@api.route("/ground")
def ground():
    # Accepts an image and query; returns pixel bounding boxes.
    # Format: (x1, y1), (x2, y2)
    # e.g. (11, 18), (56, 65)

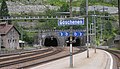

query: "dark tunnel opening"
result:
(66, 37), (81, 46)
(44, 36), (58, 47)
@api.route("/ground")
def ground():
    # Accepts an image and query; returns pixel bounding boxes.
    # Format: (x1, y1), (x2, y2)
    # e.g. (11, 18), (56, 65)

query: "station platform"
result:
(30, 49), (113, 69)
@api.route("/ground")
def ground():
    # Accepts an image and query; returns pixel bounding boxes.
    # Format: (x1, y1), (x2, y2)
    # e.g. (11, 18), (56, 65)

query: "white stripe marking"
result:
(104, 51), (113, 69)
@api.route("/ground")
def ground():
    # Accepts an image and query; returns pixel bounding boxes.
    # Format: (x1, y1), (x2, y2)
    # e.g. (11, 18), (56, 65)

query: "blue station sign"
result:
(58, 18), (84, 26)
(59, 32), (70, 36)
(73, 32), (83, 37)
(59, 32), (84, 37)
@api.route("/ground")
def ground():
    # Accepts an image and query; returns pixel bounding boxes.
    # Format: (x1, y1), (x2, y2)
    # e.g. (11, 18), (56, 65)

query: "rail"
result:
(101, 49), (120, 69)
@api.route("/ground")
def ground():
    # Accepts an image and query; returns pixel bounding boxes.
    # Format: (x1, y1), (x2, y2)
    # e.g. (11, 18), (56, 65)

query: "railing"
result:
(0, 15), (112, 20)
(0, 16), (68, 20)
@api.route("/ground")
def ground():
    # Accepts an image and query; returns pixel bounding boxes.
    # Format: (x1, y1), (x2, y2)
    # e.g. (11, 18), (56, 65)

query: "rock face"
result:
(88, 5), (118, 14)
(6, 1), (59, 14)
(5, 1), (118, 14)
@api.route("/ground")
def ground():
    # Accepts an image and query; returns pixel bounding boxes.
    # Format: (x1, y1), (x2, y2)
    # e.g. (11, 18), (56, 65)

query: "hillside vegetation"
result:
(0, 0), (119, 45)
(0, 0), (118, 7)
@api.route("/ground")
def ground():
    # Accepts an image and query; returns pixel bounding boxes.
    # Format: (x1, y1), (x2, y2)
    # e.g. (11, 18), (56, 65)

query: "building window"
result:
(1, 39), (5, 48)
(8, 39), (11, 43)
(8, 39), (9, 43)
(13, 39), (14, 43)
(1, 39), (3, 46)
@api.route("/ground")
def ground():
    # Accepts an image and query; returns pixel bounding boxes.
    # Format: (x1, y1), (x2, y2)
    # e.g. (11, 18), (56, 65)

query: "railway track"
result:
(104, 49), (120, 69)
(0, 47), (86, 69)
(0, 47), (53, 57)
(0, 48), (53, 62)
(0, 47), (63, 69)
(19, 47), (86, 69)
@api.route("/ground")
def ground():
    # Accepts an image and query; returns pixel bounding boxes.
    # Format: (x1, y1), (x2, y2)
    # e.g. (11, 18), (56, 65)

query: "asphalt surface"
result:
(30, 49), (113, 69)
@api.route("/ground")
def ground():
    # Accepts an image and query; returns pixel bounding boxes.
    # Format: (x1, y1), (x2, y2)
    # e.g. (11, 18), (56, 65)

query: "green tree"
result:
(0, 0), (11, 24)
(58, 3), (69, 12)
(22, 30), (34, 45)
(80, 0), (86, 15)
(45, 9), (57, 16)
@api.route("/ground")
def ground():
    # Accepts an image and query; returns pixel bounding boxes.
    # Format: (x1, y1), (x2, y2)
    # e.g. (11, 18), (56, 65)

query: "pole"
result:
(93, 6), (96, 53)
(70, 0), (72, 17)
(118, 0), (120, 28)
(90, 23), (93, 46)
(69, 0), (73, 68)
(91, 23), (94, 46)
(90, 23), (91, 46)
(100, 17), (103, 45)
(86, 0), (89, 58)
(21, 28), (24, 49)
(118, 0), (120, 32)
(40, 30), (42, 48)
(0, 34), (1, 51)
(70, 27), (73, 68)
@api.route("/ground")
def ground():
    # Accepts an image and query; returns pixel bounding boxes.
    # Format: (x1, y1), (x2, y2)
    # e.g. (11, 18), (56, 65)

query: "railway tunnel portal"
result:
(38, 30), (86, 47)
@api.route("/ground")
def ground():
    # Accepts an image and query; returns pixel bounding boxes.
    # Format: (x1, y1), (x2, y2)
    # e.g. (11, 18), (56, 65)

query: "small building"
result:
(114, 35), (120, 49)
(19, 40), (25, 49)
(0, 22), (21, 50)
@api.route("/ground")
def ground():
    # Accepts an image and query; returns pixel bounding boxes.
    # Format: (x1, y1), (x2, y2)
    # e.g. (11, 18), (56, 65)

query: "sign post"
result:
(58, 18), (84, 68)
(69, 0), (73, 67)
(70, 26), (73, 68)
(86, 0), (89, 58)
(58, 1), (84, 68)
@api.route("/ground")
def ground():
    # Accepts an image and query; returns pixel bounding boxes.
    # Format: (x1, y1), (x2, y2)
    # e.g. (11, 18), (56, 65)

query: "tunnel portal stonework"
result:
(38, 30), (86, 47)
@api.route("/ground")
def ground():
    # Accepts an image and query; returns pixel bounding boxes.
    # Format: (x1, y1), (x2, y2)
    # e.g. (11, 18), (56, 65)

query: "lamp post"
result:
(86, 0), (89, 58)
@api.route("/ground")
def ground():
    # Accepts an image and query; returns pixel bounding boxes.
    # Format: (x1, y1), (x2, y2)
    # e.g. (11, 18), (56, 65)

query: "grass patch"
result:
(110, 47), (120, 50)
(26, 31), (37, 37)
(110, 48), (120, 50)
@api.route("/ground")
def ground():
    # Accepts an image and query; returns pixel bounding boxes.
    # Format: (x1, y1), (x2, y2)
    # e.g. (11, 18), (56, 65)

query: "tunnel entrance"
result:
(66, 37), (81, 46)
(44, 36), (58, 47)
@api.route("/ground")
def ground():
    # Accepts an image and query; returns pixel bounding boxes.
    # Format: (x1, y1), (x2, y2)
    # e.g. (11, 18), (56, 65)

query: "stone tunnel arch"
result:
(44, 36), (59, 47)
(66, 36), (81, 46)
